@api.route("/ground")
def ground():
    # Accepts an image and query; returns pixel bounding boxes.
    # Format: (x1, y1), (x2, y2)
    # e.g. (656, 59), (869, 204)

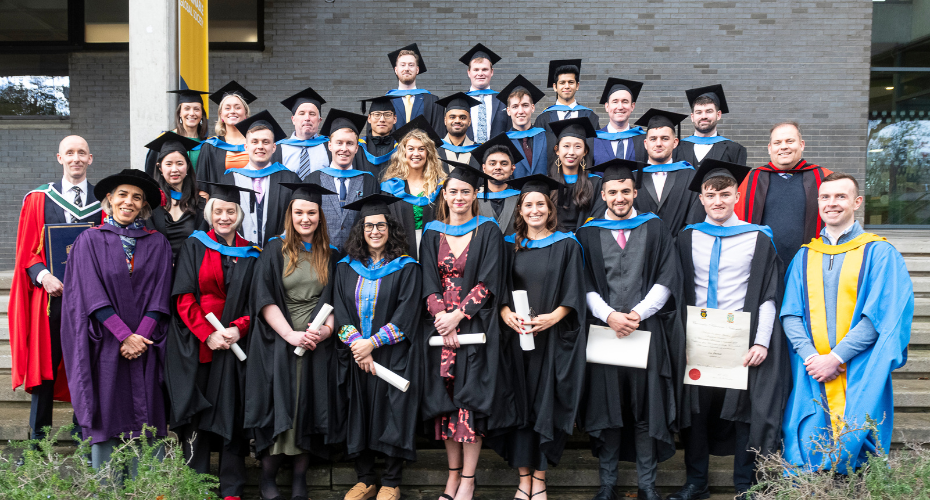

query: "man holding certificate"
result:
(671, 160), (790, 500)
(575, 159), (686, 500)
(781, 173), (913, 473)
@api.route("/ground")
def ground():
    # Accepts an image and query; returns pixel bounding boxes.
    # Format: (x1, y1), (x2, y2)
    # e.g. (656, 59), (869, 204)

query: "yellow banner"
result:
(178, 0), (209, 116)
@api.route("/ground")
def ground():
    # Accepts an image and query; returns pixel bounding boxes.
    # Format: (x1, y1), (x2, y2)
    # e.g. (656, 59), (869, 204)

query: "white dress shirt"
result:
(607, 123), (630, 158)
(557, 100), (580, 120)
(691, 213), (776, 347)
(692, 131), (717, 162)
(469, 88), (494, 142)
(233, 166), (270, 244)
(585, 208), (673, 323)
(281, 132), (329, 177)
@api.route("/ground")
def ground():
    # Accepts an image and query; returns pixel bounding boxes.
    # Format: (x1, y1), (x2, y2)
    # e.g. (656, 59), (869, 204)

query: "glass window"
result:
(210, 0), (260, 44)
(0, 0), (69, 42)
(84, 0), (128, 43)
(867, 0), (930, 225)
(0, 54), (70, 118)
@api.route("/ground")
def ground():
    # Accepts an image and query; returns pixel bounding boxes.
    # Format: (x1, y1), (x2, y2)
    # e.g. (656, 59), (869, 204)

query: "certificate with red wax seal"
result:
(683, 305), (750, 390)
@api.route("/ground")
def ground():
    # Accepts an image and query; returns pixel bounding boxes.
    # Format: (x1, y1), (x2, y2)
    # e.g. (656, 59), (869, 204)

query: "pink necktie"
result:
(252, 177), (264, 204)
(616, 229), (627, 249)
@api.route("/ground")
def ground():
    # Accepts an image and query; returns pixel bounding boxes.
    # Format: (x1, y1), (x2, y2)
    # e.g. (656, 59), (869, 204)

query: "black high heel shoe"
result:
(459, 473), (477, 500)
(439, 467), (463, 500)
(514, 472), (532, 500)
(531, 474), (547, 498)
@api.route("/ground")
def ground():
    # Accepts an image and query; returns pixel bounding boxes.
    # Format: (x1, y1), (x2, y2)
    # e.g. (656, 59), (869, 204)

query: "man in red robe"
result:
(735, 121), (832, 264)
(9, 135), (102, 440)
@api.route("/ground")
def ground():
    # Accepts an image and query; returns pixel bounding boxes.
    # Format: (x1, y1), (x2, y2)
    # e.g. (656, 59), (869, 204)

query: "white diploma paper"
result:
(585, 325), (651, 369)
(512, 290), (535, 351)
(372, 362), (410, 392)
(205, 312), (247, 361)
(428, 333), (487, 346)
(295, 303), (334, 356)
(683, 306), (750, 390)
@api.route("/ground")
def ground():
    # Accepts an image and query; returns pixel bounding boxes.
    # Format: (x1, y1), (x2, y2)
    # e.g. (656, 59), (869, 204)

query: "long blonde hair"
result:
(380, 129), (446, 195)
(282, 200), (331, 285)
(214, 94), (251, 137)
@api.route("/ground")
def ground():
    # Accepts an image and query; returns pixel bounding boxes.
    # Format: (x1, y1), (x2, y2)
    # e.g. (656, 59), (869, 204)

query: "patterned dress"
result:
(426, 235), (490, 443)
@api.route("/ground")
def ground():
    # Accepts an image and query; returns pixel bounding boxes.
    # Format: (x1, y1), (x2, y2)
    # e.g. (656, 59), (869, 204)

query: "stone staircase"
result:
(0, 228), (927, 498)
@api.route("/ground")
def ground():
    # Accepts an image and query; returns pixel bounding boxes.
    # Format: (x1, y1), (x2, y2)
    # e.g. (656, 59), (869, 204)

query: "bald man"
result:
(9, 135), (103, 444)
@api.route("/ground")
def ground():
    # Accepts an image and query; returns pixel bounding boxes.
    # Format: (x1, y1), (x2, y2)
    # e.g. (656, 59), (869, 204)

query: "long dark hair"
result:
(156, 149), (198, 214)
(511, 192), (559, 252)
(549, 139), (593, 212)
(345, 213), (409, 263)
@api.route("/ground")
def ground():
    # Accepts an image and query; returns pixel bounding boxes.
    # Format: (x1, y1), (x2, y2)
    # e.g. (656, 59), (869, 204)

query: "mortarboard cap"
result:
(588, 158), (643, 188)
(388, 43), (426, 73)
(281, 87), (326, 116)
(635, 108), (688, 137)
(440, 158), (496, 194)
(470, 132), (524, 165)
(210, 80), (257, 105)
(436, 92), (481, 113)
(547, 59), (582, 87)
(549, 117), (597, 141)
(168, 88), (209, 105)
(342, 193), (402, 219)
(319, 108), (368, 137)
(234, 110), (288, 142)
(391, 115), (443, 146)
(144, 131), (201, 156)
(686, 84), (729, 114)
(600, 78), (644, 104)
(360, 95), (396, 114)
(459, 43), (501, 66)
(507, 174), (565, 195)
(198, 180), (259, 210)
(496, 74), (546, 105)
(279, 182), (337, 206)
(687, 159), (750, 193)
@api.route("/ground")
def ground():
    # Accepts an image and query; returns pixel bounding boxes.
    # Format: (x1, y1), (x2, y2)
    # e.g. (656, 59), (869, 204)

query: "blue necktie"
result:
(477, 97), (488, 142)
(625, 138), (635, 161)
(614, 139), (624, 159)
(707, 236), (722, 309)
(339, 178), (347, 205)
(298, 147), (311, 179)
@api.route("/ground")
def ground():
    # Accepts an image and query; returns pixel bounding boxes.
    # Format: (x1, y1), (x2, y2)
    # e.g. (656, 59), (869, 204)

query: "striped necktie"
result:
(297, 147), (312, 179)
(71, 186), (83, 223)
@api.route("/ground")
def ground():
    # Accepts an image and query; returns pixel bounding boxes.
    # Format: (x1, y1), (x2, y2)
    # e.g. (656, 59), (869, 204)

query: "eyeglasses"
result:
(369, 112), (395, 120)
(364, 222), (388, 233)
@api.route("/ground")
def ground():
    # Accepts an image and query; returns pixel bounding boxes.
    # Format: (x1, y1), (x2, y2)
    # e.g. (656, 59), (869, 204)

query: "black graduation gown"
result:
(674, 138), (748, 167)
(676, 228), (791, 456)
(535, 107), (600, 174)
(243, 238), (342, 456)
(384, 182), (438, 261)
(487, 236), (587, 467)
(419, 220), (518, 431)
(331, 258), (423, 461)
(214, 167), (301, 248)
(575, 217), (687, 464)
(146, 200), (207, 264)
(634, 169), (704, 235)
(555, 175), (603, 232)
(164, 234), (258, 446)
(196, 135), (284, 188)
(353, 135), (396, 178)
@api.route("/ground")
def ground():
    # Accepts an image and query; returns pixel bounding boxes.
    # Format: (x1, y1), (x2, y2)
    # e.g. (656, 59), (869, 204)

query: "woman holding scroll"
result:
(420, 162), (515, 500)
(243, 183), (340, 500)
(489, 175), (587, 500)
(164, 181), (260, 499)
(331, 193), (422, 500)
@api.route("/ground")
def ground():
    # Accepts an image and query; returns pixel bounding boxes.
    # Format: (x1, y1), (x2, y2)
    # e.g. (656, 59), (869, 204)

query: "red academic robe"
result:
(735, 160), (832, 241)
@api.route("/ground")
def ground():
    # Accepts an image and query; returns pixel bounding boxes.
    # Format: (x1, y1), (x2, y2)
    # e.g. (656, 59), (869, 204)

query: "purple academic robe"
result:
(60, 222), (173, 444)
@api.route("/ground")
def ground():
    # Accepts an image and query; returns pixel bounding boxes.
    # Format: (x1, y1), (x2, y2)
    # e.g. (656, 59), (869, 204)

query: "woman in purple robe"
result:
(61, 169), (173, 469)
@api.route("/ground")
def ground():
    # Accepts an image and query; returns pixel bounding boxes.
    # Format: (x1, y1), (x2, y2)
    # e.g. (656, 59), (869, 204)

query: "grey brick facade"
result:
(0, 0), (872, 268)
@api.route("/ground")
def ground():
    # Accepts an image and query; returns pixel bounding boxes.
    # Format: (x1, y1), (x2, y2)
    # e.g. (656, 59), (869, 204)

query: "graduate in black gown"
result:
(243, 183), (340, 500)
(164, 182), (260, 499)
(547, 118), (604, 231)
(331, 194), (423, 500)
(144, 88), (209, 178)
(420, 165), (515, 500)
(669, 160), (790, 500)
(574, 160), (686, 500)
(144, 131), (206, 264)
(471, 134), (525, 236)
(489, 175), (587, 500)
(355, 96), (400, 177)
(674, 85), (748, 168)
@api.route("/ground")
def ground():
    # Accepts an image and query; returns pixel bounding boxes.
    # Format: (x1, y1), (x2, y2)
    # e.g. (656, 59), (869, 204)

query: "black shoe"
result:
(591, 485), (618, 500)
(638, 487), (663, 500)
(667, 483), (710, 500)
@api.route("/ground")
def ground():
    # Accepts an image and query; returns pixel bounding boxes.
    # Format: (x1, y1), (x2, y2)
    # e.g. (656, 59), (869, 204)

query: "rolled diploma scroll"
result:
(372, 362), (410, 392)
(295, 303), (334, 356)
(512, 290), (535, 351)
(428, 333), (487, 346)
(205, 312), (247, 362)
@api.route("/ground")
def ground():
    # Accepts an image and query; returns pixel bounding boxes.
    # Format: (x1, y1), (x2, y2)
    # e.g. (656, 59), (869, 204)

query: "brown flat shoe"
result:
(377, 486), (401, 500)
(345, 482), (376, 500)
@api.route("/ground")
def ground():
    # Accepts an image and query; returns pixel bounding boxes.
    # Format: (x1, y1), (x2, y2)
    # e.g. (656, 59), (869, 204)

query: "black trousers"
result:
(681, 387), (755, 492)
(355, 449), (404, 488)
(29, 297), (81, 440)
(181, 425), (248, 497)
(596, 421), (657, 491)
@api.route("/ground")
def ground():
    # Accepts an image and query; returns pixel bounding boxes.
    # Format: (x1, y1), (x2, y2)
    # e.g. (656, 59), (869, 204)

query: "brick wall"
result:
(0, 0), (873, 268)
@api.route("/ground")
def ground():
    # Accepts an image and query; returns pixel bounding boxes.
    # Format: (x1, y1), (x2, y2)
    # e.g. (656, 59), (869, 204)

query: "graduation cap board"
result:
(549, 117), (597, 141)
(391, 115), (444, 146)
(144, 131), (201, 156)
(686, 84), (729, 114)
(470, 132), (525, 165)
(439, 158), (496, 193)
(600, 78), (644, 104)
(168, 88), (210, 105)
(435, 92), (481, 113)
(319, 109), (368, 137)
(234, 110), (288, 142)
(634, 108), (688, 138)
(281, 87), (326, 115)
(547, 59), (582, 87)
(496, 75), (546, 105)
(687, 158), (750, 193)
(459, 43), (501, 66)
(588, 158), (644, 188)
(360, 95), (396, 114)
(199, 181), (259, 210)
(388, 43), (426, 72)
(507, 174), (566, 195)
(279, 182), (337, 206)
(342, 193), (401, 218)
(210, 80), (257, 105)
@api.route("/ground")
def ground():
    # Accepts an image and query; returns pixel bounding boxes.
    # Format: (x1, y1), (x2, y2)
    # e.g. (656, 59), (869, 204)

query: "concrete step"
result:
(915, 298), (930, 319)
(912, 322), (930, 346)
(914, 276), (930, 295)
(879, 231), (930, 255)
(895, 350), (930, 375)
(907, 256), (930, 273)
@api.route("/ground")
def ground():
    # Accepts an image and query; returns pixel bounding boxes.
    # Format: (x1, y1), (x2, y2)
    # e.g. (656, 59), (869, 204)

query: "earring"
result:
(580, 157), (586, 170)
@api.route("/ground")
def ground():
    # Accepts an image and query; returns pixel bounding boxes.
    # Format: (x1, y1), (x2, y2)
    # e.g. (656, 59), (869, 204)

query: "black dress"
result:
(146, 201), (206, 264)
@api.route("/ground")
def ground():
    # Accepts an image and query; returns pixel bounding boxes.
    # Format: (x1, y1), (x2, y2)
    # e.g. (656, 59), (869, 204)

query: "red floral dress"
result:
(426, 235), (490, 443)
